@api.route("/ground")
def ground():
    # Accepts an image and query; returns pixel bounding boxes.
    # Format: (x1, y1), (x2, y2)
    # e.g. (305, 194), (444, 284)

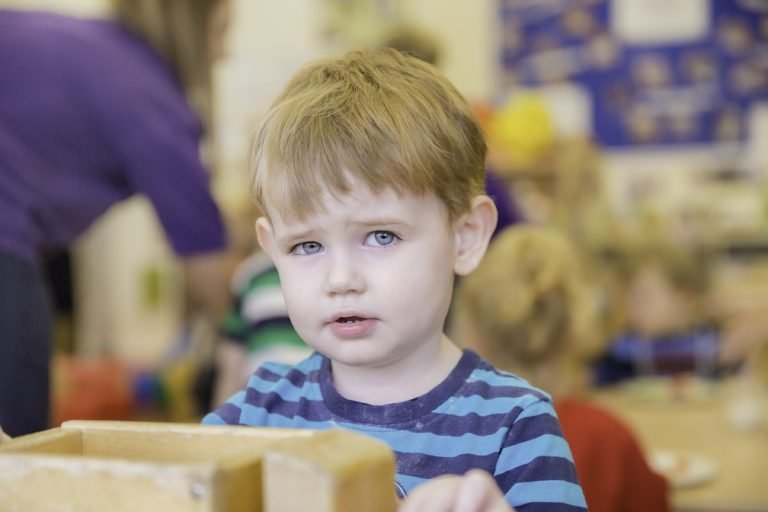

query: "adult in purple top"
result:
(0, 0), (234, 436)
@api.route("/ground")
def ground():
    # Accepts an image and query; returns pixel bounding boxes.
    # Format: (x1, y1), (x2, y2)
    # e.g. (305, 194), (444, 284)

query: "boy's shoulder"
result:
(250, 352), (324, 387)
(465, 353), (552, 401)
(442, 351), (555, 423)
(202, 353), (324, 426)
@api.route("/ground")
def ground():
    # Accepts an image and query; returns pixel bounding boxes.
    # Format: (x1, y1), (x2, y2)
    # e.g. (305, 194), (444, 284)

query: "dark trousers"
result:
(0, 250), (52, 436)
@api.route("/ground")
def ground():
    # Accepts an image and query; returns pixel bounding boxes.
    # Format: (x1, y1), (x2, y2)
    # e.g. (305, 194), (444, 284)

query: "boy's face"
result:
(256, 180), (460, 370)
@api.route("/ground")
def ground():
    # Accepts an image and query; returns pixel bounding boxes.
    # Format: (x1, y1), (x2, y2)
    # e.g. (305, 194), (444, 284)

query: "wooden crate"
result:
(0, 420), (396, 512)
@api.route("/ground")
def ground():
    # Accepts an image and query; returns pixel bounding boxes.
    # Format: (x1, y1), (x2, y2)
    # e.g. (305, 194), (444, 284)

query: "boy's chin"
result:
(324, 345), (400, 368)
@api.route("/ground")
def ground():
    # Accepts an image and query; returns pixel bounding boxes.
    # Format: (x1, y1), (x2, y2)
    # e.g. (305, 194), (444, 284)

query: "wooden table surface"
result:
(592, 377), (768, 512)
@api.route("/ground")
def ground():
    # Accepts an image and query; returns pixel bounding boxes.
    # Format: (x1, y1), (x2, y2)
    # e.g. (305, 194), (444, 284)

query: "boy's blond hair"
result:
(250, 48), (487, 222)
(458, 226), (599, 369)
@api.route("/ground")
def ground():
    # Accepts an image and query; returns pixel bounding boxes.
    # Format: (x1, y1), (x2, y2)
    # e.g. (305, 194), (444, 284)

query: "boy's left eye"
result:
(366, 230), (397, 247)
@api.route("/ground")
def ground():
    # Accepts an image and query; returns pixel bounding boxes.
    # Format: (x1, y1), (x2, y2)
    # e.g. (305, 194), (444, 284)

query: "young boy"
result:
(204, 48), (586, 511)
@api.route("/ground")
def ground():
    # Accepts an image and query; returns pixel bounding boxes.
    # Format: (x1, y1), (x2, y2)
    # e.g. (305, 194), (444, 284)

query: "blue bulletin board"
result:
(498, 0), (768, 147)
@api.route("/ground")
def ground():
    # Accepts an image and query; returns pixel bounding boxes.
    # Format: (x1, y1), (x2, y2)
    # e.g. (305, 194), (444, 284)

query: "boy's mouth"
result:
(330, 313), (372, 324)
(328, 313), (378, 338)
(335, 316), (366, 324)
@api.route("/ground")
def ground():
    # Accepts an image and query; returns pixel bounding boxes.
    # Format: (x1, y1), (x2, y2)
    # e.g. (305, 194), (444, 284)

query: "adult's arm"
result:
(183, 250), (238, 324)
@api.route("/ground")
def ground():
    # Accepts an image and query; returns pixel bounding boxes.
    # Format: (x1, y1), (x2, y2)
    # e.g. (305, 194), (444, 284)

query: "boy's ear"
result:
(453, 195), (498, 276)
(255, 217), (276, 260)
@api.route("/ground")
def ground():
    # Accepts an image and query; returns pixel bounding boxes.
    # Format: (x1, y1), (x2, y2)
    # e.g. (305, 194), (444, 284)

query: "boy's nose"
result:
(324, 253), (365, 295)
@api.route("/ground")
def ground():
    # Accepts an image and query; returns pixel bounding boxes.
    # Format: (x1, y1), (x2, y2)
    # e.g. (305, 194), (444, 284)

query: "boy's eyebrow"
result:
(349, 217), (408, 228)
(275, 217), (409, 242)
(274, 226), (317, 244)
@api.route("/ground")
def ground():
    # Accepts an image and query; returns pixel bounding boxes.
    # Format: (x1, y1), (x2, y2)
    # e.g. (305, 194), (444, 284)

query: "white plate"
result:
(649, 450), (718, 488)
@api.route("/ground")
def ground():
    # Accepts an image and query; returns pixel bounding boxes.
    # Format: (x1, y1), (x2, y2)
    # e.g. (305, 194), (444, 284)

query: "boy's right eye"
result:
(291, 241), (323, 255)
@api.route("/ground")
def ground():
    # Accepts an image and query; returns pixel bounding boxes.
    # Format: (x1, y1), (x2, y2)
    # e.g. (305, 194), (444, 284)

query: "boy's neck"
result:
(329, 335), (463, 405)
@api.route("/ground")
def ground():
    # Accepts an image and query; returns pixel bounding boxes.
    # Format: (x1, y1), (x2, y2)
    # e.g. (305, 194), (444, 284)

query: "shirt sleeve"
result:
(494, 398), (588, 512)
(202, 384), (246, 425)
(202, 358), (287, 426)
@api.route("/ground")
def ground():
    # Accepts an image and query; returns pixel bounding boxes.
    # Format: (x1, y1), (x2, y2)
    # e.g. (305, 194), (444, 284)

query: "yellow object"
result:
(488, 94), (555, 168)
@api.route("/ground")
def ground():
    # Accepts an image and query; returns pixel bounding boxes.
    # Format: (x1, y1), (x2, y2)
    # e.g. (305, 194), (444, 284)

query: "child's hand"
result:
(0, 426), (10, 443)
(398, 469), (515, 512)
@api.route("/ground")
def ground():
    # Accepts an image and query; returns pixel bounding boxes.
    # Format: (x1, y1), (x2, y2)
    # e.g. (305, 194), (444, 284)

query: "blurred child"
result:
(456, 226), (669, 512)
(210, 250), (311, 407)
(592, 239), (734, 386)
(204, 48), (586, 511)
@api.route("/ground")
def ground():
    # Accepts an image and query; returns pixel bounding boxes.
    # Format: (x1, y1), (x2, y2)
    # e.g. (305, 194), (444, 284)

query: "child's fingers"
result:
(0, 426), (11, 443)
(398, 471), (515, 512)
(454, 470), (514, 512)
(398, 475), (459, 512)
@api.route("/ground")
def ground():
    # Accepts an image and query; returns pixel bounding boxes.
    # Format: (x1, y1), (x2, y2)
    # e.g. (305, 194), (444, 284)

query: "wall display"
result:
(499, 0), (768, 147)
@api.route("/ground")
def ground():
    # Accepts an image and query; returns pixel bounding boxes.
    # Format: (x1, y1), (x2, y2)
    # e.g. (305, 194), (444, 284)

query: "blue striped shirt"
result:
(203, 350), (587, 511)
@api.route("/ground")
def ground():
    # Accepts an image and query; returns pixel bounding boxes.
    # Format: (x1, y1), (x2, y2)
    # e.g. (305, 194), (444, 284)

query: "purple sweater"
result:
(0, 10), (227, 262)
